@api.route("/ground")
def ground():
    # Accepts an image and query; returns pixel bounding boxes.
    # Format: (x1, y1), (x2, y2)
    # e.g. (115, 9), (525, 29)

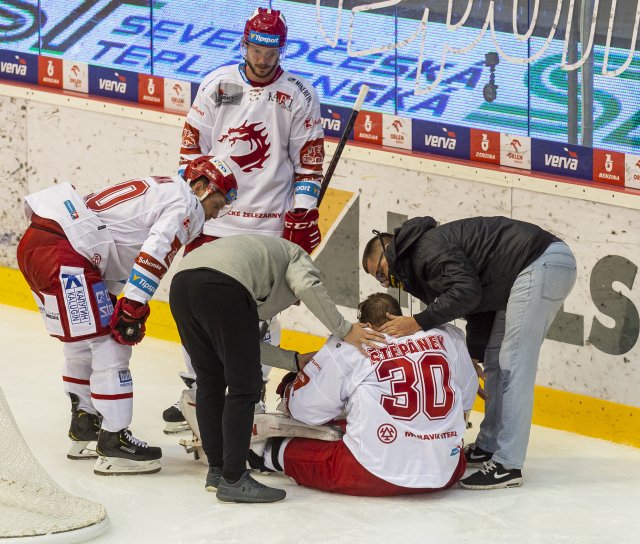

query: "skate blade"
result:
(93, 456), (161, 476)
(67, 440), (98, 460)
(163, 420), (191, 434)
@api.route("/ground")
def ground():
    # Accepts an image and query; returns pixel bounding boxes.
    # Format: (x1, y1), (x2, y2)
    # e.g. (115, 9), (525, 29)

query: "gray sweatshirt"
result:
(176, 234), (352, 371)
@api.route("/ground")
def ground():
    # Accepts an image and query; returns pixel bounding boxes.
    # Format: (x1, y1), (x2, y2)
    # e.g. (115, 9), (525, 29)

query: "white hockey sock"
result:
(263, 437), (292, 472)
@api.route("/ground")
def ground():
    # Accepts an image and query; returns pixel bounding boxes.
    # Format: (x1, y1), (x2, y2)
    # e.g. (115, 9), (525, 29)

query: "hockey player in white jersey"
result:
(16, 157), (237, 475)
(165, 6), (325, 431)
(255, 293), (478, 496)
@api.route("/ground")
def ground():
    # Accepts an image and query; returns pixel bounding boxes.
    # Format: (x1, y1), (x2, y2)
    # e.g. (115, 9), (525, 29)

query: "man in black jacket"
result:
(361, 216), (577, 489)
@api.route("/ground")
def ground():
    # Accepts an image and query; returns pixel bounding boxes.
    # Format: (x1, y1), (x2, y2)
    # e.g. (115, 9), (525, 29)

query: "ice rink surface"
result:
(1, 304), (639, 544)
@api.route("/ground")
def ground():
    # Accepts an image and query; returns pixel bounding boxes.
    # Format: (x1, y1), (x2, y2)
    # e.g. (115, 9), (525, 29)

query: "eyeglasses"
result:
(372, 229), (389, 285)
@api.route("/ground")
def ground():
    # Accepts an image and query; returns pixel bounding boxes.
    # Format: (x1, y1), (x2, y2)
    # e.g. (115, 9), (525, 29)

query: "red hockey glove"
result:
(109, 298), (150, 346)
(283, 208), (321, 254)
(276, 372), (298, 398)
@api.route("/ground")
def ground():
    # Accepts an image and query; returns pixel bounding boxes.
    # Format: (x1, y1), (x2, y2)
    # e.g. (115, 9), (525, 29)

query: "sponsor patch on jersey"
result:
(268, 90), (293, 111)
(59, 266), (97, 337)
(31, 291), (64, 337)
(118, 369), (132, 387)
(91, 282), (114, 327)
(377, 423), (397, 444)
(135, 252), (167, 277)
(450, 446), (461, 456)
(128, 269), (158, 297)
(63, 200), (79, 220)
(213, 82), (243, 107)
(181, 123), (200, 151)
(300, 138), (324, 171)
(294, 181), (320, 198)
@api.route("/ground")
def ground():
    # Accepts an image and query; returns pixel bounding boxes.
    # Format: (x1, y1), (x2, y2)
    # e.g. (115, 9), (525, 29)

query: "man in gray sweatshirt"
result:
(169, 234), (383, 503)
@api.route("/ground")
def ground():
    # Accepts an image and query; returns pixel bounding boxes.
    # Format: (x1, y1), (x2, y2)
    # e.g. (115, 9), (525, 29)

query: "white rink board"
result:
(0, 88), (639, 409)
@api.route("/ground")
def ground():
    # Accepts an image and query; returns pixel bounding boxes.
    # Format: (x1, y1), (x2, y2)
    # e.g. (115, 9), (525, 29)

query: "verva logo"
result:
(545, 148), (579, 170)
(425, 128), (457, 150)
(99, 72), (127, 93)
(322, 110), (342, 131)
(1, 55), (27, 76)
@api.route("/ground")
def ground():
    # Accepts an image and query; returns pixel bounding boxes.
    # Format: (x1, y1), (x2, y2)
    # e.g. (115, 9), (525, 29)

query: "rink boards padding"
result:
(0, 86), (639, 449)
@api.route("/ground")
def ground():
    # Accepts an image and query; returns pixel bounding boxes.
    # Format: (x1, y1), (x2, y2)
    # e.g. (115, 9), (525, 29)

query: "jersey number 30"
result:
(375, 354), (455, 421)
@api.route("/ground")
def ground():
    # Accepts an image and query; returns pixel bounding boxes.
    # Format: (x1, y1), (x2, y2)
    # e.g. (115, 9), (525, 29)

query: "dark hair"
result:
(361, 230), (392, 272)
(358, 293), (402, 327)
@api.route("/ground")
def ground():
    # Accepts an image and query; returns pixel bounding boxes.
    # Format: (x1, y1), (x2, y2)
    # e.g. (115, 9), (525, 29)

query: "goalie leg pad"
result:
(251, 413), (343, 443)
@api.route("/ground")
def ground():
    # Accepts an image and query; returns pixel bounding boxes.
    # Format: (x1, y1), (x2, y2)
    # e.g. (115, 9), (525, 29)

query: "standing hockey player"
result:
(255, 293), (478, 496)
(16, 158), (237, 475)
(165, 6), (325, 430)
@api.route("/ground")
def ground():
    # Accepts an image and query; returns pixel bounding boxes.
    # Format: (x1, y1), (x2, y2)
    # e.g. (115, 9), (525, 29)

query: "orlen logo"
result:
(171, 83), (185, 106)
(425, 127), (456, 150)
(99, 72), (127, 93)
(322, 110), (341, 131)
(1, 55), (27, 76)
(545, 147), (578, 171)
(634, 159), (640, 181)
(507, 138), (523, 160)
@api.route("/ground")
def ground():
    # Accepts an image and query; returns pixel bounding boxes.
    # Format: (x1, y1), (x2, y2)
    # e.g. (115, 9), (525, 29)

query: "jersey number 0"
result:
(375, 354), (455, 421)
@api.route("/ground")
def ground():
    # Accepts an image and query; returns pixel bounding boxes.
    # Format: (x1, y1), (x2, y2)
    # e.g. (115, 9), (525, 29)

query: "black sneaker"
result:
(67, 393), (101, 460)
(464, 442), (493, 468)
(163, 402), (190, 434)
(94, 429), (162, 475)
(216, 471), (286, 503)
(459, 460), (523, 489)
(205, 466), (223, 491)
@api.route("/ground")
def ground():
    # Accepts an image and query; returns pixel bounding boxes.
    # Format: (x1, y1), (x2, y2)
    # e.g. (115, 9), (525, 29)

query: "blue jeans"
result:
(475, 242), (577, 469)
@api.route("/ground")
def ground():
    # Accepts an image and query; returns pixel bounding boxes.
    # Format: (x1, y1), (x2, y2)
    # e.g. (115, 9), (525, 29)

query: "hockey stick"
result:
(317, 84), (370, 206)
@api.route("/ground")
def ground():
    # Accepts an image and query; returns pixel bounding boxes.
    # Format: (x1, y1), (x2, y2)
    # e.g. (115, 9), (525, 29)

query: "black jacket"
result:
(386, 216), (556, 359)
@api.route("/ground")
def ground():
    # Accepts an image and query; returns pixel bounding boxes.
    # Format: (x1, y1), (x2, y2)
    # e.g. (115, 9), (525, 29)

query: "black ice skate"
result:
(94, 428), (162, 475)
(162, 402), (190, 434)
(67, 393), (101, 460)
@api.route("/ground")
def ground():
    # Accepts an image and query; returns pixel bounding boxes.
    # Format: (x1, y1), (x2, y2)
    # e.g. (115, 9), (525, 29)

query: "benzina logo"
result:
(0, 55), (27, 76)
(544, 147), (578, 170)
(99, 72), (127, 93)
(424, 127), (456, 150)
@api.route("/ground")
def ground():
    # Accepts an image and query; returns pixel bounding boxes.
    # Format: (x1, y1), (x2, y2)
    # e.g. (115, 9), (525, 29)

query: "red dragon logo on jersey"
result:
(218, 121), (270, 172)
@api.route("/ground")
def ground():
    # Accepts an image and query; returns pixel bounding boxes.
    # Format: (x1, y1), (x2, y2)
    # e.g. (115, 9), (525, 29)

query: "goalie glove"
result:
(283, 208), (320, 254)
(109, 298), (150, 346)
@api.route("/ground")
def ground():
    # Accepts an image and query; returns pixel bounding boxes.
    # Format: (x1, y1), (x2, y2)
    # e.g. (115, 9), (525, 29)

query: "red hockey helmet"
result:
(243, 8), (287, 48)
(183, 156), (238, 204)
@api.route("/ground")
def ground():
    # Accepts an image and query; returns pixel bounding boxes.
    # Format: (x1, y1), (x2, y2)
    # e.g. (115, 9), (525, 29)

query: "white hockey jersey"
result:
(24, 177), (204, 303)
(285, 324), (478, 488)
(180, 63), (324, 238)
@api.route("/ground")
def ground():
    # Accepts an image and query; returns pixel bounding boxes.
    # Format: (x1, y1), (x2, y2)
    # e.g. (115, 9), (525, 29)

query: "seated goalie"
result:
(250, 293), (479, 496)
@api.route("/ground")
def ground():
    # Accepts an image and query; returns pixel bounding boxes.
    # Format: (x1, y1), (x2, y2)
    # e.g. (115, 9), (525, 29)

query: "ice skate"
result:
(163, 373), (195, 434)
(162, 401), (190, 434)
(67, 393), (101, 460)
(94, 428), (162, 475)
